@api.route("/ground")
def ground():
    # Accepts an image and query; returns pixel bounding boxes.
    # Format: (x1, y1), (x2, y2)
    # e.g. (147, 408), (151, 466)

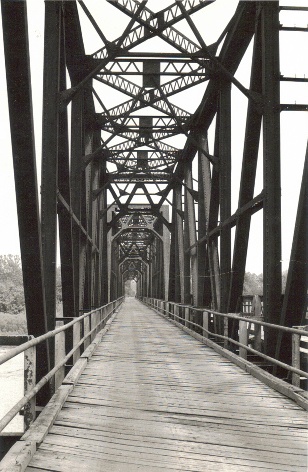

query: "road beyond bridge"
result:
(1, 299), (306, 471)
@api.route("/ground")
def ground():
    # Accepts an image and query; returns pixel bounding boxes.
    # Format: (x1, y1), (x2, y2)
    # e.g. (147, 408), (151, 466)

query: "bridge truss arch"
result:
(1, 0), (307, 392)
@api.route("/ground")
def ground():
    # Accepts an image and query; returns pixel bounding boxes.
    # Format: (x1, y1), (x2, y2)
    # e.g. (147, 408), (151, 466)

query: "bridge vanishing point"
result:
(0, 1), (307, 471)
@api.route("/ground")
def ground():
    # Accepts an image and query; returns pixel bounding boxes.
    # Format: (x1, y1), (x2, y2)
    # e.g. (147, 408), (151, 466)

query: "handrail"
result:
(164, 302), (308, 336)
(0, 297), (123, 367)
(173, 314), (307, 378)
(141, 297), (308, 383)
(0, 297), (124, 433)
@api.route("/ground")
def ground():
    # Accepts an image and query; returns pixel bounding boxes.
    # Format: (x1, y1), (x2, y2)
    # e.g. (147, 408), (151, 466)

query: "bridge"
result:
(0, 0), (307, 470)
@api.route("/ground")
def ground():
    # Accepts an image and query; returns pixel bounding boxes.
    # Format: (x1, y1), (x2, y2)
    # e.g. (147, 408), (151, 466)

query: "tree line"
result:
(0, 255), (62, 314)
(0, 255), (287, 315)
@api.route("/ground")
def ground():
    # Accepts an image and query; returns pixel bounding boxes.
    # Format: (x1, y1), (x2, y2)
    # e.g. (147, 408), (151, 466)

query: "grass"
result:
(0, 303), (63, 336)
(0, 311), (28, 335)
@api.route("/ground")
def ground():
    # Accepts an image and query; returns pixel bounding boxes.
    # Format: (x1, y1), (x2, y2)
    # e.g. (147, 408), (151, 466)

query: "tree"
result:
(0, 255), (25, 313)
(243, 272), (263, 296)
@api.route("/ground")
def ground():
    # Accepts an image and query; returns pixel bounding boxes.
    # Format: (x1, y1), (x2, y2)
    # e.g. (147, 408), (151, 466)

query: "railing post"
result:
(24, 344), (36, 430)
(84, 314), (91, 348)
(239, 320), (248, 359)
(55, 322), (65, 390)
(213, 313), (219, 338)
(95, 310), (99, 335)
(184, 307), (189, 328)
(292, 333), (301, 387)
(203, 311), (209, 339)
(223, 316), (229, 349)
(73, 319), (81, 364)
(254, 323), (262, 352)
(174, 304), (178, 322)
(92, 311), (97, 339)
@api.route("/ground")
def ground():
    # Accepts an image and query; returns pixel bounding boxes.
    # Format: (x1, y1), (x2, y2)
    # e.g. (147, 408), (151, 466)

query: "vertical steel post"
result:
(261, 1), (282, 356)
(228, 20), (262, 313)
(219, 81), (232, 315)
(169, 186), (185, 302)
(58, 9), (76, 321)
(184, 163), (198, 305)
(41, 1), (62, 383)
(208, 115), (221, 311)
(162, 206), (170, 300)
(1, 0), (50, 388)
(198, 135), (212, 308)
(276, 148), (308, 365)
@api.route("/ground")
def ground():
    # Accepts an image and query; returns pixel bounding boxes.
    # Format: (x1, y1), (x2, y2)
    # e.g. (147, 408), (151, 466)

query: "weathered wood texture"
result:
(26, 299), (307, 471)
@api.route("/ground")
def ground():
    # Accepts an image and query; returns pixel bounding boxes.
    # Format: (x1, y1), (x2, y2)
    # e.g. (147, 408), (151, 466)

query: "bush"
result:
(0, 311), (27, 335)
(0, 255), (25, 314)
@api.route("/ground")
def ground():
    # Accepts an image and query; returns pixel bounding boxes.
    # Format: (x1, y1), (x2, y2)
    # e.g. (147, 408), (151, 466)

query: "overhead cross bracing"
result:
(0, 0), (307, 401)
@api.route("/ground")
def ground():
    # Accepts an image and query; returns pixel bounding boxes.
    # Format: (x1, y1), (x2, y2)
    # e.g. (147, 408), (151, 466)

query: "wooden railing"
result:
(0, 297), (123, 434)
(141, 297), (308, 407)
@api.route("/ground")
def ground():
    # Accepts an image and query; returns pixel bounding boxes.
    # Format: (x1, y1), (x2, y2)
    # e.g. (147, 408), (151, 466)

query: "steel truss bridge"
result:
(0, 1), (307, 470)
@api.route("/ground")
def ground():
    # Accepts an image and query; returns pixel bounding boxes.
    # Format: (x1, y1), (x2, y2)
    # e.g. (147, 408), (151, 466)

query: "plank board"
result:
(25, 298), (307, 471)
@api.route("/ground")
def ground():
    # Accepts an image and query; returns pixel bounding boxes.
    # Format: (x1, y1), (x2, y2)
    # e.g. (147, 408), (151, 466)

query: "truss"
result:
(1, 0), (307, 402)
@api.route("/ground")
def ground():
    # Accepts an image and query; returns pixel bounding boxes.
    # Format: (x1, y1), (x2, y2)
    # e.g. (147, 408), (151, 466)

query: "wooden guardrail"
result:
(141, 297), (308, 408)
(0, 297), (124, 434)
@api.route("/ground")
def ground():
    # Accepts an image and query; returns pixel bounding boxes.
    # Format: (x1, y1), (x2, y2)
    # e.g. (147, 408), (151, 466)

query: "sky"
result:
(0, 0), (307, 275)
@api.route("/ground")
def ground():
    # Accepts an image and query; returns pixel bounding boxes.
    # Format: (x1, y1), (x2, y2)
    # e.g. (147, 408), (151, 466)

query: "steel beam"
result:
(276, 147), (308, 365)
(228, 19), (262, 313)
(219, 81), (232, 315)
(1, 0), (50, 392)
(184, 163), (198, 305)
(40, 2), (63, 382)
(261, 1), (282, 356)
(197, 135), (212, 307)
(57, 10), (76, 321)
(168, 186), (185, 303)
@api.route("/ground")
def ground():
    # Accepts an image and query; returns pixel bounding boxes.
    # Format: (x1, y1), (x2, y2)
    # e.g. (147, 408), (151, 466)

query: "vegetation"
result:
(0, 254), (288, 334)
(0, 255), (62, 335)
(244, 271), (288, 296)
(243, 272), (263, 295)
(0, 311), (27, 335)
(0, 255), (25, 314)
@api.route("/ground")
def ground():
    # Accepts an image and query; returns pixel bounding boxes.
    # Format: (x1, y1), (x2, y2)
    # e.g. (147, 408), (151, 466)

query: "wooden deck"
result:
(25, 298), (307, 471)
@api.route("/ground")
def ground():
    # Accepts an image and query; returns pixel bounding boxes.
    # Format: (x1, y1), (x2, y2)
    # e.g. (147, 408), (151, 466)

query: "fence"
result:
(0, 297), (123, 434)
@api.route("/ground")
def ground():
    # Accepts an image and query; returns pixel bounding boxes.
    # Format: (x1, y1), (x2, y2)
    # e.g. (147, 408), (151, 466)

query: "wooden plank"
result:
(19, 299), (308, 472)
(62, 358), (87, 386)
(62, 397), (307, 425)
(153, 304), (308, 409)
(37, 440), (304, 471)
(0, 441), (36, 472)
(28, 449), (174, 472)
(54, 411), (306, 456)
(22, 385), (73, 445)
(46, 425), (307, 466)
